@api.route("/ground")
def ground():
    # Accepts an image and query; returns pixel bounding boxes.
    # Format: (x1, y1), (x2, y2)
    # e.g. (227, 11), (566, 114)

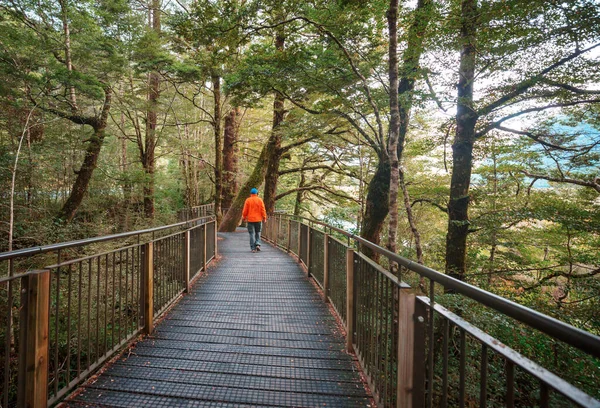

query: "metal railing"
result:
(0, 214), (217, 407)
(177, 203), (215, 222)
(262, 213), (600, 408)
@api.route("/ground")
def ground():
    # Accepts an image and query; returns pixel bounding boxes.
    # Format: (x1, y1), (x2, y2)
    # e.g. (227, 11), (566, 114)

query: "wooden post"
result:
(203, 224), (207, 271)
(18, 270), (50, 408)
(214, 220), (218, 258)
(141, 242), (154, 335)
(346, 248), (355, 352)
(323, 234), (330, 303)
(287, 218), (292, 252)
(297, 222), (302, 261)
(411, 298), (427, 408)
(275, 215), (279, 246)
(397, 287), (416, 408)
(306, 227), (312, 277)
(184, 230), (190, 293)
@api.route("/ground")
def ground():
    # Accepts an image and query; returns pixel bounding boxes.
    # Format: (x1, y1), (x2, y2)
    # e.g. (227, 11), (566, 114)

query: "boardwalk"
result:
(66, 230), (372, 407)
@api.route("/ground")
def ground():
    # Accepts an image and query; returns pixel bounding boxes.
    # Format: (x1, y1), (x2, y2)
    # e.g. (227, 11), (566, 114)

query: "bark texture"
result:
(143, 0), (161, 219)
(219, 145), (268, 232)
(293, 170), (306, 216)
(360, 156), (391, 259)
(222, 107), (240, 210)
(386, 0), (400, 257)
(212, 74), (223, 222)
(56, 88), (112, 222)
(400, 169), (423, 264)
(445, 0), (478, 280)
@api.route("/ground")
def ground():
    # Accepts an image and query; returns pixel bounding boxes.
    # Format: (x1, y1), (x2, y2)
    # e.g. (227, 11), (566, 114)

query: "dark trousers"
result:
(247, 222), (262, 250)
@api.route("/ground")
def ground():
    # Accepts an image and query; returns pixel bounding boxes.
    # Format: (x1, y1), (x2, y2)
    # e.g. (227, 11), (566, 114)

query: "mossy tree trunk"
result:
(222, 107), (240, 210)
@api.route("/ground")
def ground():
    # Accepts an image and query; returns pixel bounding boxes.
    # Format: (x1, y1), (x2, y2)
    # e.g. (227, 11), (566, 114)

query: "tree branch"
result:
(542, 78), (600, 95)
(521, 170), (600, 193)
(492, 125), (583, 151)
(524, 267), (600, 291)
(478, 42), (600, 117)
(411, 198), (448, 214)
(475, 99), (600, 138)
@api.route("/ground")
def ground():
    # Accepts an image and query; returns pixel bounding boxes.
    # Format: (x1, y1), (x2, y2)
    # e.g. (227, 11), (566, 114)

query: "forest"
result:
(0, 0), (599, 402)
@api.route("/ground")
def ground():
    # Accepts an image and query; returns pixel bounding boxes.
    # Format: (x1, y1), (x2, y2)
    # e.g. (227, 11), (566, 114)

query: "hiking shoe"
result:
(256, 245), (261, 252)
(251, 249), (257, 253)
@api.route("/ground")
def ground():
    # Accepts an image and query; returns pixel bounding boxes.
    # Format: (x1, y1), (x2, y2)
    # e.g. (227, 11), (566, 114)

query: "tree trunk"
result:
(389, 0), (432, 259)
(143, 0), (161, 219)
(222, 107), (239, 210)
(293, 171), (306, 216)
(56, 88), (112, 223)
(487, 141), (498, 284)
(400, 169), (423, 264)
(397, 0), (432, 159)
(360, 155), (391, 259)
(387, 0), (400, 259)
(445, 0), (478, 281)
(262, 30), (286, 215)
(219, 145), (269, 232)
(220, 59), (287, 232)
(58, 0), (78, 113)
(120, 110), (131, 230)
(212, 74), (223, 222)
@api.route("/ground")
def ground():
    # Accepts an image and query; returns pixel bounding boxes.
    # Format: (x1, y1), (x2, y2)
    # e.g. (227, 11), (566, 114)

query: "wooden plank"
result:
(297, 222), (302, 262)
(346, 248), (355, 353)
(142, 242), (154, 335)
(323, 234), (330, 303)
(287, 218), (292, 252)
(18, 270), (50, 408)
(306, 227), (311, 277)
(184, 230), (190, 293)
(397, 288), (416, 408)
(203, 225), (207, 271)
(214, 220), (218, 258)
(412, 298), (427, 408)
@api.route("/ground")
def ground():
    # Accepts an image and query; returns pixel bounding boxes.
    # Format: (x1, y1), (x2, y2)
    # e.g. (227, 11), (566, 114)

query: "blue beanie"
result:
(250, 188), (258, 194)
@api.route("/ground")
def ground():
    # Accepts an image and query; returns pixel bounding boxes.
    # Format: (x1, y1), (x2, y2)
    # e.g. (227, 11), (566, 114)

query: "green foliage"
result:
(0, 0), (599, 403)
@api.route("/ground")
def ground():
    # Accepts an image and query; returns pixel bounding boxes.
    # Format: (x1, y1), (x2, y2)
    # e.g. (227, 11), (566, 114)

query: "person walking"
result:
(242, 188), (267, 253)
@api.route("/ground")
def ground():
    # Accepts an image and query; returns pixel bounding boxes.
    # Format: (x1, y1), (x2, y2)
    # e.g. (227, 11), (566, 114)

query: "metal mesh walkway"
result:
(66, 230), (371, 407)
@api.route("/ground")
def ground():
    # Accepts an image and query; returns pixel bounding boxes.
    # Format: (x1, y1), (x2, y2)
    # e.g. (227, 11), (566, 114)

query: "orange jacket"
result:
(242, 195), (267, 222)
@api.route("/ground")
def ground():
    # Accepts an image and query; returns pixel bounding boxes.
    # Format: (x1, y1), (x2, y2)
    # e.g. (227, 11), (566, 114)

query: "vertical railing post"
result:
(203, 224), (207, 272)
(323, 234), (330, 303)
(346, 248), (355, 353)
(184, 230), (190, 293)
(397, 286), (416, 408)
(275, 215), (280, 247)
(141, 242), (154, 335)
(214, 220), (218, 258)
(297, 222), (302, 261)
(18, 270), (50, 408)
(306, 227), (312, 277)
(287, 218), (292, 252)
(411, 297), (427, 408)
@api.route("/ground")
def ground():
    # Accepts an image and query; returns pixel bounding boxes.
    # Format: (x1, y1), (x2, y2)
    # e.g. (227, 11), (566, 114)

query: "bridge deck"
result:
(66, 230), (371, 407)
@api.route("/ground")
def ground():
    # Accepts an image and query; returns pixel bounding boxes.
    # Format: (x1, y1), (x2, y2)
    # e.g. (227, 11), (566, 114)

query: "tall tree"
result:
(212, 74), (223, 220)
(386, 0), (400, 258)
(445, 0), (478, 279)
(262, 27), (286, 215)
(1, 0), (131, 223)
(222, 106), (241, 209)
(142, 0), (161, 219)
(444, 0), (600, 280)
(55, 89), (113, 222)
